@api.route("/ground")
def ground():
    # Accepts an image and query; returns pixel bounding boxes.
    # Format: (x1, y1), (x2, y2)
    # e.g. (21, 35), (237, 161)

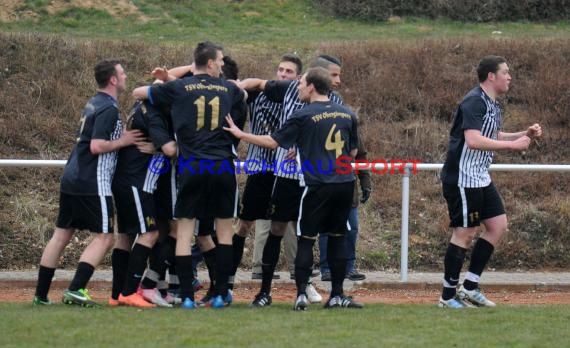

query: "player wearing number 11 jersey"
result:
(133, 41), (245, 308)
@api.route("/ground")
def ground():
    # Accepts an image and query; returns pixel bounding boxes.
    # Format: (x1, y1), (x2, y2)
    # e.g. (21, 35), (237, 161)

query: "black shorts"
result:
(154, 160), (178, 221)
(269, 177), (304, 222)
(298, 181), (354, 238)
(56, 192), (114, 233)
(175, 160), (238, 219)
(442, 182), (505, 228)
(114, 186), (157, 234)
(195, 218), (215, 237)
(238, 172), (275, 221)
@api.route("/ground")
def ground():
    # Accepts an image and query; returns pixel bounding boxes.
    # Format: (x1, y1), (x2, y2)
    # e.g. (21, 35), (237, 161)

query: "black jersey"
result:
(441, 86), (502, 188)
(265, 80), (343, 180)
(60, 92), (122, 196)
(148, 74), (244, 160)
(271, 101), (358, 185)
(244, 90), (282, 172)
(113, 101), (170, 193)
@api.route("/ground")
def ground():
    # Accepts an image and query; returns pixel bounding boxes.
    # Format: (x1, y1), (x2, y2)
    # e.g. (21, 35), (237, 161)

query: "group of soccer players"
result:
(33, 41), (365, 310)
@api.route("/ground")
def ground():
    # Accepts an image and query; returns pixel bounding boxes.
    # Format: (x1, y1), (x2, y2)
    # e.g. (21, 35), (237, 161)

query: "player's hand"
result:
(151, 66), (169, 82)
(285, 148), (296, 160)
(120, 129), (145, 147)
(526, 123), (542, 138)
(511, 135), (531, 151)
(360, 188), (372, 203)
(223, 114), (243, 138)
(136, 140), (155, 155)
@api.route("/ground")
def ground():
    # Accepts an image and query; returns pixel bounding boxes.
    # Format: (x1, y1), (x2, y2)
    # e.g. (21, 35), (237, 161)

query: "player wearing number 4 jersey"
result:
(225, 67), (363, 310)
(133, 41), (245, 309)
(439, 55), (542, 308)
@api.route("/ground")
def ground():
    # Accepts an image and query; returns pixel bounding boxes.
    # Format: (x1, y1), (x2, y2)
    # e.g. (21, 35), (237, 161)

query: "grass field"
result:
(1, 303), (569, 347)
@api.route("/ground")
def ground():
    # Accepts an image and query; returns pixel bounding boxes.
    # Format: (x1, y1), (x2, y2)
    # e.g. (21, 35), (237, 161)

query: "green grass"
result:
(1, 303), (569, 347)
(2, 0), (570, 47)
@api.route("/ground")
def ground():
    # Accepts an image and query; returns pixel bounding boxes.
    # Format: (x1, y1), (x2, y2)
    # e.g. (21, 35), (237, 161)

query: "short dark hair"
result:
(222, 56), (239, 80)
(477, 55), (507, 83)
(305, 67), (331, 95)
(318, 54), (342, 67)
(280, 53), (303, 75)
(94, 59), (121, 88)
(194, 41), (223, 68)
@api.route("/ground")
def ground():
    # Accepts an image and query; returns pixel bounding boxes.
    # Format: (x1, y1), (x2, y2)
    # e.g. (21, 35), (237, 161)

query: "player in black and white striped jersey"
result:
(230, 53), (303, 288)
(439, 55), (542, 308)
(33, 60), (146, 306)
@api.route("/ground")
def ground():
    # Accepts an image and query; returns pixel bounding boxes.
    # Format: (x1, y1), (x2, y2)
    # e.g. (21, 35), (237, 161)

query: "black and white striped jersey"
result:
(244, 91), (282, 172)
(264, 80), (343, 180)
(441, 86), (502, 188)
(61, 92), (122, 196)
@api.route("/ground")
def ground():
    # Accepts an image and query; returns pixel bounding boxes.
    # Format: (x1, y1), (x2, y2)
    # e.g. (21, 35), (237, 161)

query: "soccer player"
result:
(33, 59), (145, 306)
(132, 41), (245, 309)
(439, 55), (542, 308)
(226, 67), (363, 310)
(230, 53), (303, 287)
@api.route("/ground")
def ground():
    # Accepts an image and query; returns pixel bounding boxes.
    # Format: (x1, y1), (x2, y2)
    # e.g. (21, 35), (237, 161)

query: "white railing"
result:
(2, 159), (570, 281)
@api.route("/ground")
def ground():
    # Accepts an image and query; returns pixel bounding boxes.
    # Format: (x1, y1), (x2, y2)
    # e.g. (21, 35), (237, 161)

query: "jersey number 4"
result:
(325, 124), (345, 158)
(194, 96), (220, 131)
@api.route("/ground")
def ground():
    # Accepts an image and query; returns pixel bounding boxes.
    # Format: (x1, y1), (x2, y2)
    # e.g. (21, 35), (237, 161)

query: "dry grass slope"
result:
(0, 32), (569, 270)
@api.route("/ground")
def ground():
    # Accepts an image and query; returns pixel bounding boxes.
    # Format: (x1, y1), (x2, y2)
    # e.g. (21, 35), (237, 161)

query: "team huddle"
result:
(32, 41), (542, 311)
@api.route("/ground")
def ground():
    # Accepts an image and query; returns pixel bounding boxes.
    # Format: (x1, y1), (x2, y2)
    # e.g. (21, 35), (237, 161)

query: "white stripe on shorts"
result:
(132, 186), (147, 233)
(296, 186), (309, 237)
(459, 186), (468, 228)
(100, 195), (109, 233)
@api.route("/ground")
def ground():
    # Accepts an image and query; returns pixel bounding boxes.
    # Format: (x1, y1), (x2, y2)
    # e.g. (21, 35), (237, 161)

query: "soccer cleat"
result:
(438, 295), (471, 309)
(458, 285), (496, 307)
(108, 297), (120, 307)
(251, 292), (272, 308)
(62, 289), (99, 307)
(324, 295), (364, 309)
(196, 289), (214, 307)
(163, 291), (182, 305)
(347, 270), (366, 281)
(32, 296), (53, 306)
(181, 297), (198, 309)
(210, 295), (225, 309)
(293, 294), (309, 311)
(306, 283), (322, 303)
(118, 293), (156, 308)
(140, 288), (173, 308)
(224, 289), (233, 306)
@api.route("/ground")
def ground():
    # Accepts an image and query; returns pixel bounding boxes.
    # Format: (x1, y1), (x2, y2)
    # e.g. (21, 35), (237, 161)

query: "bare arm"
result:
(90, 129), (145, 155)
(464, 129), (530, 151)
(499, 123), (542, 141)
(223, 115), (278, 149)
(237, 78), (267, 91)
(132, 86), (150, 100)
(152, 64), (194, 82)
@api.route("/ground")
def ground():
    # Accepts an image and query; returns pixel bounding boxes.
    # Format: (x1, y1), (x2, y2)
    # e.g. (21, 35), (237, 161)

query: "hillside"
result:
(0, 2), (569, 271)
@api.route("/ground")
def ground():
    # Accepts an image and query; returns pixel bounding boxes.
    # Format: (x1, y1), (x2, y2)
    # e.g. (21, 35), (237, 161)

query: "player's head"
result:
(94, 59), (126, 93)
(309, 54), (342, 89)
(477, 55), (510, 94)
(276, 53), (303, 80)
(221, 56), (239, 80)
(194, 41), (225, 77)
(298, 67), (331, 102)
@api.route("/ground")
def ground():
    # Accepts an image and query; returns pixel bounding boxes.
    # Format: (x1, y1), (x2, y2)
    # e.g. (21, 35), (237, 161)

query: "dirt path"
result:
(3, 281), (570, 305)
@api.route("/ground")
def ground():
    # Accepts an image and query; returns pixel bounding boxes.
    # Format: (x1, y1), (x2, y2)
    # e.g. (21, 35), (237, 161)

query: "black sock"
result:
(464, 238), (495, 290)
(122, 243), (152, 296)
(202, 248), (217, 293)
(261, 233), (282, 294)
(215, 244), (233, 297)
(442, 243), (467, 300)
(231, 234), (246, 277)
(141, 235), (175, 289)
(35, 265), (56, 301)
(168, 263), (179, 291)
(328, 235), (347, 297)
(68, 262), (95, 291)
(295, 237), (314, 297)
(176, 255), (195, 301)
(111, 248), (130, 299)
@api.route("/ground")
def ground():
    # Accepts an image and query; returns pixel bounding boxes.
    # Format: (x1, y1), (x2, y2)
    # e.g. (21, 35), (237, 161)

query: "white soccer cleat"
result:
(306, 283), (322, 303)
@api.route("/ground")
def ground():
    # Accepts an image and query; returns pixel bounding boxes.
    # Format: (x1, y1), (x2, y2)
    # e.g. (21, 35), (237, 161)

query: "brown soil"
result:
(2, 281), (570, 305)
